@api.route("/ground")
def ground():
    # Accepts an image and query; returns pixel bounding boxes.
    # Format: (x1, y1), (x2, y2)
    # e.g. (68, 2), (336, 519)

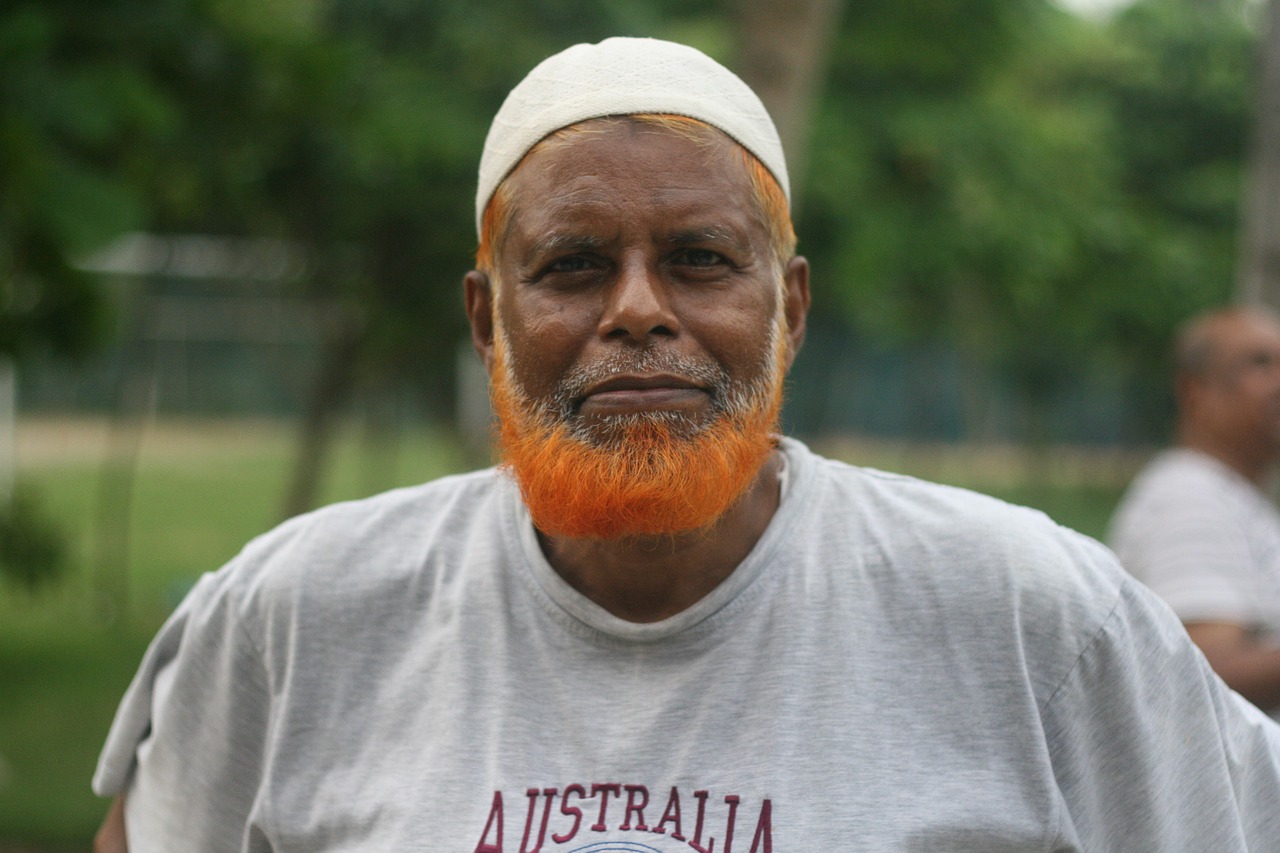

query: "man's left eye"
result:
(677, 249), (724, 267)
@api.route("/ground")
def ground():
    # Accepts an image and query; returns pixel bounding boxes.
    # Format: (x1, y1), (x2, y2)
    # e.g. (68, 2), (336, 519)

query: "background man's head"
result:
(464, 37), (810, 539)
(1174, 306), (1280, 481)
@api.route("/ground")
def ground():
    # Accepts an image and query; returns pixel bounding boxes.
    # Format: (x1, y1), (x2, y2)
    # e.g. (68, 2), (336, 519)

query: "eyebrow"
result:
(527, 232), (606, 258)
(666, 227), (750, 252)
(525, 226), (749, 259)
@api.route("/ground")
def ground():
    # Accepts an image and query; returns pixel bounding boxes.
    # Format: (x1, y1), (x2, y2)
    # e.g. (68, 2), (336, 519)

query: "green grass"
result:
(0, 418), (471, 846)
(0, 419), (1136, 846)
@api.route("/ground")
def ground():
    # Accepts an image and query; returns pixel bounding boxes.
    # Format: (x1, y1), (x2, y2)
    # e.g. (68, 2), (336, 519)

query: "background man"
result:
(1110, 306), (1280, 714)
(95, 38), (1280, 852)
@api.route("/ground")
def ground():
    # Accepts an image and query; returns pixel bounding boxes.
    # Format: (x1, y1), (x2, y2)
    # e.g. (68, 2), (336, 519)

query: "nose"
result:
(598, 259), (679, 342)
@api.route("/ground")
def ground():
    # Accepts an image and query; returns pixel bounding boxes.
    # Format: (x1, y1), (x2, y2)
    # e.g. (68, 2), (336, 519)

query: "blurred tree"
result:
(0, 1), (169, 362)
(1238, 0), (1280, 306)
(2, 0), (1264, 490)
(0, 0), (195, 590)
(797, 0), (1256, 443)
(801, 0), (1116, 440)
(0, 487), (66, 592)
(1072, 0), (1255, 436)
(730, 0), (845, 201)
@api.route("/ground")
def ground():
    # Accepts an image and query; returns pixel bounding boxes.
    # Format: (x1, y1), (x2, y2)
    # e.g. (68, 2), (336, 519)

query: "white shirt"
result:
(1110, 447), (1280, 636)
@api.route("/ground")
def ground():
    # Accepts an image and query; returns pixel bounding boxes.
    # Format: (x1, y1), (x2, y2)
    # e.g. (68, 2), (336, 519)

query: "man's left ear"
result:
(782, 256), (810, 371)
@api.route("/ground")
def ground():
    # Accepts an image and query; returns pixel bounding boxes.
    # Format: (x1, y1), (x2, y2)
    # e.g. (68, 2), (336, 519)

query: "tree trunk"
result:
(93, 354), (157, 626)
(730, 0), (845, 207)
(1239, 0), (1280, 307)
(280, 323), (364, 519)
(0, 357), (14, 508)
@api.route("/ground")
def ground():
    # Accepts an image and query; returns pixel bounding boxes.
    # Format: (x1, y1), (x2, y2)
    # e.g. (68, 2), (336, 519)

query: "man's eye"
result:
(545, 255), (595, 274)
(676, 248), (725, 268)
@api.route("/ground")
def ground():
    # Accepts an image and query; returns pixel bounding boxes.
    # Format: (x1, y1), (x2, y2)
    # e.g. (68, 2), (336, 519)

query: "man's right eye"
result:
(545, 255), (595, 274)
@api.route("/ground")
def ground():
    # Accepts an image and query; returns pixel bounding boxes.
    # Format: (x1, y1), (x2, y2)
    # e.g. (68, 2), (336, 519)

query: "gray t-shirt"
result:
(95, 438), (1280, 851)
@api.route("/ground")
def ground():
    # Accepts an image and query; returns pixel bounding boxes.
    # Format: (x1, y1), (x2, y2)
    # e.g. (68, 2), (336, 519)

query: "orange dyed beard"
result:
(490, 335), (785, 541)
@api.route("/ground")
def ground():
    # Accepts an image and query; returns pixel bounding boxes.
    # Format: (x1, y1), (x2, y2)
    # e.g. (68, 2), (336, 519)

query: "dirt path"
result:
(16, 416), (293, 469)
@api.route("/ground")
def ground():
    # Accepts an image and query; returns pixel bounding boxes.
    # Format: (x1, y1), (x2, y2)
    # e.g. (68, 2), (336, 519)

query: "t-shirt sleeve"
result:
(92, 564), (272, 851)
(1042, 577), (1280, 850)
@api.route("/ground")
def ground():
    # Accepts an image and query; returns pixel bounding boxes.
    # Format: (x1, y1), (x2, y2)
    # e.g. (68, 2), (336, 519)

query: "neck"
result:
(1179, 427), (1273, 487)
(536, 451), (783, 622)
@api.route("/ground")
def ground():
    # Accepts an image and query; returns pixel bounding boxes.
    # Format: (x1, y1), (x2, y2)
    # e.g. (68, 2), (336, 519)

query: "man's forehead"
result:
(1217, 314), (1280, 347)
(1201, 315), (1280, 371)
(514, 115), (744, 184)
(499, 120), (760, 244)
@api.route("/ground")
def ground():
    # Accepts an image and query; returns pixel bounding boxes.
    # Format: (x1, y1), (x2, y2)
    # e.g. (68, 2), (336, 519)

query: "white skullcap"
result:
(475, 36), (789, 236)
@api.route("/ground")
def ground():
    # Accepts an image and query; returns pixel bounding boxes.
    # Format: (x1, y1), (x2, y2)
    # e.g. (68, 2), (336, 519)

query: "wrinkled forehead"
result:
(507, 115), (750, 197)
(494, 117), (770, 262)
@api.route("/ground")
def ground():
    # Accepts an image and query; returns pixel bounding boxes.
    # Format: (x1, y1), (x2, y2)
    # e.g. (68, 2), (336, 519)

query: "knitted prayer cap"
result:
(475, 36), (790, 235)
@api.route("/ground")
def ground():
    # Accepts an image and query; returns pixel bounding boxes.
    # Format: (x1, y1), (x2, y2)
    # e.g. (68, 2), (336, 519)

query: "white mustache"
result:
(553, 349), (729, 415)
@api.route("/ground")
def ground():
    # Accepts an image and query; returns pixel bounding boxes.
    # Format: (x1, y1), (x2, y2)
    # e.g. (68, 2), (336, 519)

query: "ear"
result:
(464, 270), (496, 371)
(781, 256), (810, 372)
(1177, 371), (1209, 420)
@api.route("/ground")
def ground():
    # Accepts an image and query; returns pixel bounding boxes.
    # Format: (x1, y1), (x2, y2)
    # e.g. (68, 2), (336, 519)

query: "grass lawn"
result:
(0, 417), (1142, 846)
(1, 417), (471, 847)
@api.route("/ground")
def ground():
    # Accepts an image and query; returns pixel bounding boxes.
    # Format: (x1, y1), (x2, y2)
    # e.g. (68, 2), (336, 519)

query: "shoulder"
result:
(786, 439), (1134, 696)
(185, 467), (510, 630)
(1108, 449), (1256, 563)
(1114, 449), (1241, 519)
(793, 440), (1118, 593)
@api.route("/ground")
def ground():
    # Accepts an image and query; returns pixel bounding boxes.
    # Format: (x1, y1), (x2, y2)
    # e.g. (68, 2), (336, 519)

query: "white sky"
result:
(1053, 0), (1137, 18)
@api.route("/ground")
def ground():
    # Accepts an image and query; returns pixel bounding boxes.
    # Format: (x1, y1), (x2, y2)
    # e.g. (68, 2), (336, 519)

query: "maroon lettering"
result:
(721, 795), (740, 853)
(653, 786), (685, 840)
(553, 784), (586, 844)
(518, 788), (556, 853)
(621, 785), (650, 831)
(478, 783), (772, 853)
(749, 800), (772, 853)
(590, 783), (623, 832)
(689, 790), (716, 853)
(474, 791), (504, 853)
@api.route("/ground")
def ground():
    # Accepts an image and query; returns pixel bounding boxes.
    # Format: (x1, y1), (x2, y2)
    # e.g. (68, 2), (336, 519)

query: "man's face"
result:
(491, 119), (792, 434)
(1194, 313), (1280, 457)
(466, 118), (808, 539)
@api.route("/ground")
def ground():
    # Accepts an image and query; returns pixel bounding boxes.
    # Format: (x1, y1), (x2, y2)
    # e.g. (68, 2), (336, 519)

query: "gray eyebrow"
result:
(666, 227), (750, 252)
(528, 232), (606, 258)
(525, 227), (749, 260)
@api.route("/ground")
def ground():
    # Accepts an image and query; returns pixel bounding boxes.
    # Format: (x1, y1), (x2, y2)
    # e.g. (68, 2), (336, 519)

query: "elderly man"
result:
(1110, 306), (1280, 715)
(94, 38), (1280, 852)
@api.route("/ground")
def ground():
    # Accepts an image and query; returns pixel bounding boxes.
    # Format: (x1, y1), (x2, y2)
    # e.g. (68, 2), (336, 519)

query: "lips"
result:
(583, 373), (705, 396)
(577, 373), (709, 415)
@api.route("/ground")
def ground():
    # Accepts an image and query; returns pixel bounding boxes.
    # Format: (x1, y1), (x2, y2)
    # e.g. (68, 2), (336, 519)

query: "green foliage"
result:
(0, 0), (1265, 442)
(0, 620), (152, 844)
(799, 0), (1258, 439)
(0, 488), (67, 592)
(0, 0), (219, 361)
